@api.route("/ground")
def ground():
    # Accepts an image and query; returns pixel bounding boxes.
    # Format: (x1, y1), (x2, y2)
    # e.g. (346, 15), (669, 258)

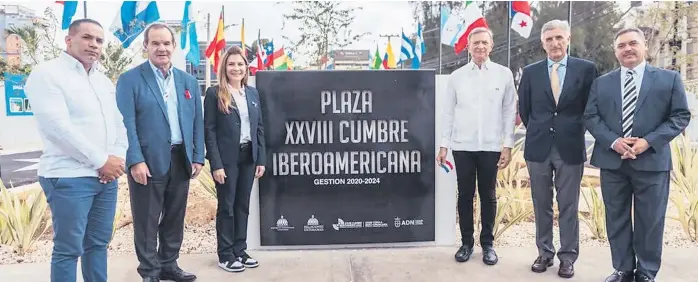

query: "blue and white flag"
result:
(181, 1), (199, 64)
(110, 1), (160, 48)
(412, 22), (425, 69)
(399, 30), (414, 65)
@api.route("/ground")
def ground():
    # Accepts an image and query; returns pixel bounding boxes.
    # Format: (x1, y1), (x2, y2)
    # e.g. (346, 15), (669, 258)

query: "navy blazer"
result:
(518, 57), (598, 165)
(584, 64), (691, 171)
(203, 85), (266, 172)
(115, 62), (205, 177)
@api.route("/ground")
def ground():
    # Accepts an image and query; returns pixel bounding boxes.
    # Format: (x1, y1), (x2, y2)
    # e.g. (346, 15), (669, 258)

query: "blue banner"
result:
(4, 72), (31, 116)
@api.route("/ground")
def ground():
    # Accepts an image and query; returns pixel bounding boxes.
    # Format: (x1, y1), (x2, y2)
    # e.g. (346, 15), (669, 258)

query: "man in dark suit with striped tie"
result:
(584, 27), (691, 282)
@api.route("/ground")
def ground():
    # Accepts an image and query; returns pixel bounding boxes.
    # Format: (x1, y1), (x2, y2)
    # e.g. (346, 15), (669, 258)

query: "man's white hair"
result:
(541, 19), (571, 37)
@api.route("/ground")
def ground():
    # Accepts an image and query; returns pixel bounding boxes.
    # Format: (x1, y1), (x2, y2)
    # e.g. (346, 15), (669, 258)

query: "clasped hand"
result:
(613, 137), (649, 159)
(98, 155), (126, 184)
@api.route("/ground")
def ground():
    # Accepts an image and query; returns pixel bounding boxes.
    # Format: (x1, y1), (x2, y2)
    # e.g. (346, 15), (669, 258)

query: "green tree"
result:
(99, 42), (135, 83)
(5, 7), (62, 65)
(246, 38), (270, 64)
(281, 1), (368, 68)
(485, 1), (625, 77)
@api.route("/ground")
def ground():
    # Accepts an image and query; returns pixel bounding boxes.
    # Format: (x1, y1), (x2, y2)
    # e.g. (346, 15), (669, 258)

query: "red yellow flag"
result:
(205, 7), (225, 73)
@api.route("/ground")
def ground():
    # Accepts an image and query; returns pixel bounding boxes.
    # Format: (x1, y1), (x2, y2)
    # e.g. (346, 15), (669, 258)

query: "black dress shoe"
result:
(558, 260), (574, 278)
(482, 247), (498, 265)
(143, 277), (159, 282)
(531, 256), (554, 273)
(160, 267), (197, 282)
(454, 245), (473, 262)
(635, 272), (655, 282)
(604, 270), (635, 282)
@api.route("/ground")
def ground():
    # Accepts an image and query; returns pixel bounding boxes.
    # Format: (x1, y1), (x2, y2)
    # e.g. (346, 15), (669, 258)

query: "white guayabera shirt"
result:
(440, 59), (518, 152)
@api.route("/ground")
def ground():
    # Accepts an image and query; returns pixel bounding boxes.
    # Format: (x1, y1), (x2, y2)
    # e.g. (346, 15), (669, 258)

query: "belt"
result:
(240, 142), (251, 151)
(171, 143), (183, 150)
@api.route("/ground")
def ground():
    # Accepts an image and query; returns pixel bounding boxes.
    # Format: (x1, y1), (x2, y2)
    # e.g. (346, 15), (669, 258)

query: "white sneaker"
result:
(218, 260), (245, 272)
(237, 254), (259, 268)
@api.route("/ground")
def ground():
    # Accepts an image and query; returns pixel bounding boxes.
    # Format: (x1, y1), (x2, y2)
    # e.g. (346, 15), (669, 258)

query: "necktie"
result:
(622, 70), (638, 138)
(550, 63), (561, 104)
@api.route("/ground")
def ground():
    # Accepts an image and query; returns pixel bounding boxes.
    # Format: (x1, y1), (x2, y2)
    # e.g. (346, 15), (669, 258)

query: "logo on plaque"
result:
(271, 215), (294, 231)
(304, 215), (324, 232)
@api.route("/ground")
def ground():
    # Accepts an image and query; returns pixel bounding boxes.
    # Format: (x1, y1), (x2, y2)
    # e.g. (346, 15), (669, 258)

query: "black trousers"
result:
(600, 160), (670, 279)
(215, 142), (256, 263)
(453, 150), (500, 248)
(129, 145), (190, 278)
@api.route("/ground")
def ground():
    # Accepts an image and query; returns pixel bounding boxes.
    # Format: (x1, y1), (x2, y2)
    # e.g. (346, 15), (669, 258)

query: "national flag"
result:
(441, 1), (488, 54)
(249, 30), (265, 75)
(180, 1), (199, 65)
(110, 1), (160, 48)
(205, 7), (225, 73)
(272, 47), (287, 69)
(382, 40), (397, 69)
(240, 18), (246, 57)
(510, 1), (533, 38)
(55, 1), (78, 30)
(412, 22), (425, 69)
(399, 30), (414, 64)
(263, 40), (274, 69)
(370, 45), (382, 69)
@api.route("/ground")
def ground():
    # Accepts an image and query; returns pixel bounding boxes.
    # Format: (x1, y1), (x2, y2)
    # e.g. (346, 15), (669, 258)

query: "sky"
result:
(6, 0), (418, 66)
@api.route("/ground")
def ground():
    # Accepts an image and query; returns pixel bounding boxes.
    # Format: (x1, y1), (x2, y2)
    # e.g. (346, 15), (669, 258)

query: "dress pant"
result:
(129, 145), (191, 278)
(600, 160), (670, 279)
(215, 142), (256, 263)
(526, 146), (583, 263)
(39, 176), (117, 282)
(453, 150), (500, 248)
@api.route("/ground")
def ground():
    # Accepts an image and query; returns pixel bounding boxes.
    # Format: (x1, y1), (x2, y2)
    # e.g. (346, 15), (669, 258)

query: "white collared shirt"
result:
(620, 60), (646, 96)
(229, 85), (251, 144)
(24, 52), (128, 178)
(610, 60), (647, 149)
(440, 59), (517, 152)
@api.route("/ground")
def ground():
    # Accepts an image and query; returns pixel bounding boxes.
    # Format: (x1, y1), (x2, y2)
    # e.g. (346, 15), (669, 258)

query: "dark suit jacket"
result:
(584, 63), (691, 171)
(203, 85), (266, 172)
(518, 57), (598, 165)
(115, 62), (205, 177)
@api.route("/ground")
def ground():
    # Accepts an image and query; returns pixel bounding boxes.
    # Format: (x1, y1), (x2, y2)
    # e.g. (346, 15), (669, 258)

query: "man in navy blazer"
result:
(584, 27), (690, 282)
(518, 20), (598, 279)
(116, 23), (204, 282)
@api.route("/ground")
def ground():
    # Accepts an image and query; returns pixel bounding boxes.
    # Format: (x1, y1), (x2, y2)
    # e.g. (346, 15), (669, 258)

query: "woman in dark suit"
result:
(203, 46), (266, 273)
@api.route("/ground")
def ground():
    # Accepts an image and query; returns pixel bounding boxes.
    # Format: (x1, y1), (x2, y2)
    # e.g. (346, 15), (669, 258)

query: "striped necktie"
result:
(621, 70), (638, 138)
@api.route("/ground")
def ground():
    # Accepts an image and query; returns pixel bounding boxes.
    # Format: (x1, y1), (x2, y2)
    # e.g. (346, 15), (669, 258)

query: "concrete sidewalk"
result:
(1, 246), (696, 281)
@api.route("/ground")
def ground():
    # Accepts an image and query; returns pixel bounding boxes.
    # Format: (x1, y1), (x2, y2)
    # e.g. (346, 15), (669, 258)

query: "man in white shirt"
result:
(24, 19), (127, 282)
(437, 27), (517, 266)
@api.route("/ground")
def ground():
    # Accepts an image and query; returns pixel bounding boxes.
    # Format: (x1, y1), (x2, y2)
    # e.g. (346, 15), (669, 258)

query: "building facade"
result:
(0, 5), (37, 66)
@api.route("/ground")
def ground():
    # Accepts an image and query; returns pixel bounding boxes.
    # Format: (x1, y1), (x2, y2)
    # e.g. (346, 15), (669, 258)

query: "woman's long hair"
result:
(217, 46), (249, 114)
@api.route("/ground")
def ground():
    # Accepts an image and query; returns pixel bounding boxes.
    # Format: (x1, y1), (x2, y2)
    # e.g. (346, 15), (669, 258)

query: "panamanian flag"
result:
(510, 1), (532, 38)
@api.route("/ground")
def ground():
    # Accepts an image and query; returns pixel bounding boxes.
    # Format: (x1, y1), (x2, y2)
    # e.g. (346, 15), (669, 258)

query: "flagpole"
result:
(507, 1), (511, 68)
(83, 1), (87, 18)
(568, 1), (572, 55)
(438, 2), (443, 74)
(205, 12), (211, 89)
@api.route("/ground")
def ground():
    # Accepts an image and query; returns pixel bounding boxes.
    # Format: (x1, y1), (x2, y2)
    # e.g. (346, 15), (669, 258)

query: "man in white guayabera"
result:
(436, 27), (517, 266)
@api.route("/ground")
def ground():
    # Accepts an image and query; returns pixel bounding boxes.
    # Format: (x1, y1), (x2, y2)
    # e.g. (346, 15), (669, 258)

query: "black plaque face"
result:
(256, 70), (435, 246)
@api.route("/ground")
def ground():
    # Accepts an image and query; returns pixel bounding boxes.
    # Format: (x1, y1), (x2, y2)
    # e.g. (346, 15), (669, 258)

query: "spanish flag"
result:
(205, 6), (225, 73)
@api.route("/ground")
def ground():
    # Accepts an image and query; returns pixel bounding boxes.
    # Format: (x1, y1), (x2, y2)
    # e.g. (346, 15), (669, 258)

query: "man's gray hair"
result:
(468, 27), (494, 44)
(541, 20), (570, 35)
(614, 27), (646, 43)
